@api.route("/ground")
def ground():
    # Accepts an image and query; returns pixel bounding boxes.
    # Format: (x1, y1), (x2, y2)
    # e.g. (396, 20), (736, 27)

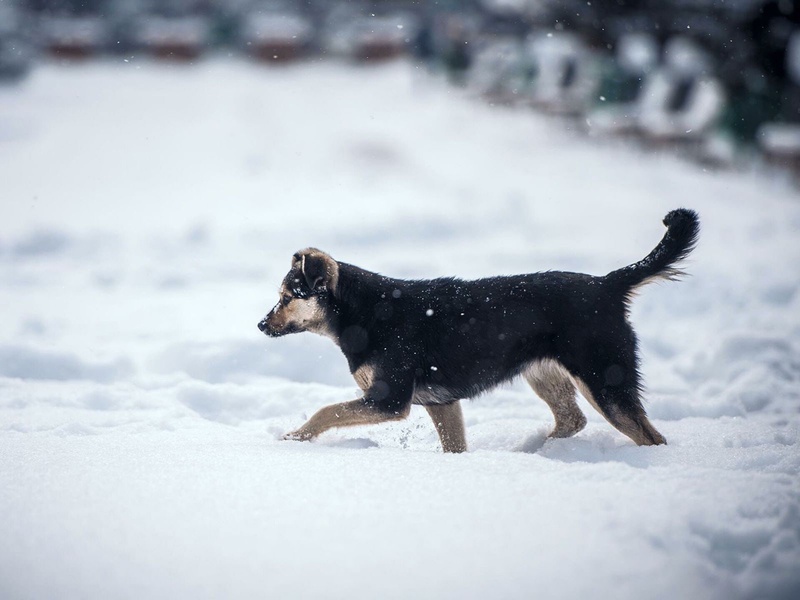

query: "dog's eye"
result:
(281, 294), (292, 307)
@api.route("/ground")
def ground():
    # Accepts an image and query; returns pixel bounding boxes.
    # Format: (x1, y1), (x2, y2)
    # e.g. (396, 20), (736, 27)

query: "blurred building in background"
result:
(2, 0), (799, 178)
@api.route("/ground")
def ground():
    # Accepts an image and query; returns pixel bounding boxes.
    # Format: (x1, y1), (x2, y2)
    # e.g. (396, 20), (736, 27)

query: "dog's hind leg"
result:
(425, 402), (467, 453)
(524, 360), (587, 438)
(572, 367), (666, 446)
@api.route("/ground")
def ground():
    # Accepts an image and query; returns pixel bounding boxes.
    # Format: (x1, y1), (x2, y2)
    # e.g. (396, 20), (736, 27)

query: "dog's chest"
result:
(353, 364), (375, 391)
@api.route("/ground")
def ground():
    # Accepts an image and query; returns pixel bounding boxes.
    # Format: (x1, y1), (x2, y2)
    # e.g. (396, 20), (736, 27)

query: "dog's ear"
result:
(292, 248), (339, 293)
(301, 254), (326, 290)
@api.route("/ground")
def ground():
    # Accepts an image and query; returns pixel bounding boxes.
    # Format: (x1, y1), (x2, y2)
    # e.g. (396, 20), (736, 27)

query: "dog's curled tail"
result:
(606, 208), (700, 293)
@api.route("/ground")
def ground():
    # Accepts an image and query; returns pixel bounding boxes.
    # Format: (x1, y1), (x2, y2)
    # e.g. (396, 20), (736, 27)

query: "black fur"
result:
(259, 209), (699, 444)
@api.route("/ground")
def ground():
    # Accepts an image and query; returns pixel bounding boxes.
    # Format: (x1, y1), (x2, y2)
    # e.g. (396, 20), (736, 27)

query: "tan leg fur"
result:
(425, 402), (467, 453)
(284, 399), (410, 441)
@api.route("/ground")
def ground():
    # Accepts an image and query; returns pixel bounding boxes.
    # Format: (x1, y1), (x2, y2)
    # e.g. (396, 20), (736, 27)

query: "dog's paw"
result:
(282, 430), (314, 442)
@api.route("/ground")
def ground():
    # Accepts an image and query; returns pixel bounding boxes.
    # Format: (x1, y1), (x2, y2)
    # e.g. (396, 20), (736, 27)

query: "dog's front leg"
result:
(283, 397), (411, 442)
(425, 402), (467, 453)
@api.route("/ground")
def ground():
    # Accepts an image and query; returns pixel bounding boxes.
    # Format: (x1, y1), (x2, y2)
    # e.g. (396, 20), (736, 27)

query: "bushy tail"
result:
(606, 208), (700, 292)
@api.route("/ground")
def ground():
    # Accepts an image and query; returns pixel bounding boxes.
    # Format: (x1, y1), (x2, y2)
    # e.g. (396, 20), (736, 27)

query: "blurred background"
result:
(1, 0), (799, 175)
(2, 6), (800, 597)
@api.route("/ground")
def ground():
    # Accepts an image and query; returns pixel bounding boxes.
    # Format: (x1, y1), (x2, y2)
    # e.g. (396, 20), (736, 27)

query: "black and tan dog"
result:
(258, 209), (699, 453)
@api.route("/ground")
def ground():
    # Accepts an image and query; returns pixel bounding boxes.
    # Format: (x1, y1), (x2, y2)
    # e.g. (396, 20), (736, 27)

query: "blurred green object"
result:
(720, 86), (784, 144)
(443, 40), (470, 85)
(596, 60), (644, 105)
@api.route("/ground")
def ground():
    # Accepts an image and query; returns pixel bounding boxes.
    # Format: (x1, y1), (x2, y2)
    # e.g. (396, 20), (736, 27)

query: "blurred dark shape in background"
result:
(1, 0), (799, 180)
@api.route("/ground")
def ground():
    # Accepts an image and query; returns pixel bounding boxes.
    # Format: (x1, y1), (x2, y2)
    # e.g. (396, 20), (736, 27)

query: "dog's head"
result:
(258, 248), (339, 338)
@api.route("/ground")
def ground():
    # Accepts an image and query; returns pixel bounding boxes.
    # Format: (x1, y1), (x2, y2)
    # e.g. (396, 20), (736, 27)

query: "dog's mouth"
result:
(257, 319), (279, 337)
(257, 320), (300, 338)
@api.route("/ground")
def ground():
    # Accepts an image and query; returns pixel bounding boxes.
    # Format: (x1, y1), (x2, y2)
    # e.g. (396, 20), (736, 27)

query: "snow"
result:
(1, 58), (799, 600)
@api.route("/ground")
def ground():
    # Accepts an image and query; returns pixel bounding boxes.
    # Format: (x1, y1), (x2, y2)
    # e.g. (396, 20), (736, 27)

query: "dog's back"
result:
(337, 209), (699, 408)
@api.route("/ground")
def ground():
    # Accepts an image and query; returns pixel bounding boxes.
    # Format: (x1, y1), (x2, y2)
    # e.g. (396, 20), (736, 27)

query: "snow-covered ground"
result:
(1, 59), (799, 600)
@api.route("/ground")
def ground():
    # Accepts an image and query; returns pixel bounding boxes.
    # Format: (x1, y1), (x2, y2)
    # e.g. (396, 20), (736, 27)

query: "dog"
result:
(258, 208), (699, 453)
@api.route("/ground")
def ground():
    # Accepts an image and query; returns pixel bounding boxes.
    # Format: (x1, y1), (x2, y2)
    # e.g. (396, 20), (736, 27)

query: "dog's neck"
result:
(323, 262), (394, 353)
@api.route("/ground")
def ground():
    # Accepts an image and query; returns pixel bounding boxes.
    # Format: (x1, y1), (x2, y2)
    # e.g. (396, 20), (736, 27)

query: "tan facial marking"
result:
(285, 296), (325, 328)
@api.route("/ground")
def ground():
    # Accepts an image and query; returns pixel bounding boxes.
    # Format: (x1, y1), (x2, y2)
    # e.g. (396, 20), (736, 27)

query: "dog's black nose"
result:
(258, 320), (268, 332)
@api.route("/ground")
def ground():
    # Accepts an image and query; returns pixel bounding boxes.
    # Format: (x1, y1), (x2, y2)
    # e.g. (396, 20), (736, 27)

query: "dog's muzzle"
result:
(258, 317), (286, 337)
(258, 318), (273, 336)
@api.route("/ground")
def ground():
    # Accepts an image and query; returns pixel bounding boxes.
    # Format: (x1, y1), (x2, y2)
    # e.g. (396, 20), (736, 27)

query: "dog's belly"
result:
(412, 385), (459, 406)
